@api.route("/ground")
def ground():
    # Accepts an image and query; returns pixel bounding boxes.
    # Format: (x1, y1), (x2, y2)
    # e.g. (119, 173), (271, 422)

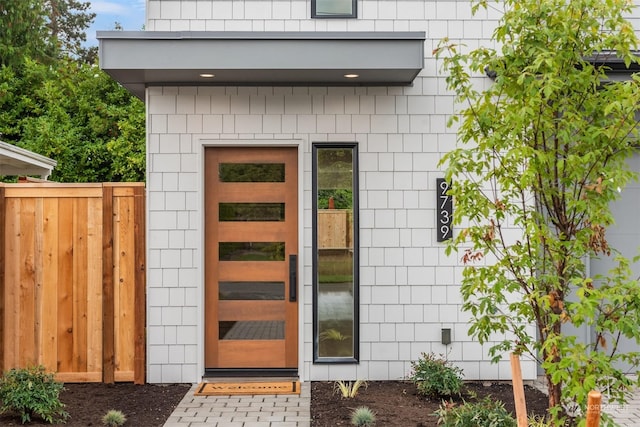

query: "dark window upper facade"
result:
(311, 0), (357, 18)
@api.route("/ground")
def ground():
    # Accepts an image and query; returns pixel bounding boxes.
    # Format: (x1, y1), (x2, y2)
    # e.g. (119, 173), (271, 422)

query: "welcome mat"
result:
(195, 380), (301, 396)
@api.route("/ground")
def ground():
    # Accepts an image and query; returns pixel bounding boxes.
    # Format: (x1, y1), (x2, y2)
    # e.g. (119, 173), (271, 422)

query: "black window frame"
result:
(311, 0), (357, 19)
(312, 142), (360, 364)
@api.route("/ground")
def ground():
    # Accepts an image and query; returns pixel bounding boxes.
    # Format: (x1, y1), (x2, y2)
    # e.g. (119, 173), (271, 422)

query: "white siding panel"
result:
(144, 0), (543, 383)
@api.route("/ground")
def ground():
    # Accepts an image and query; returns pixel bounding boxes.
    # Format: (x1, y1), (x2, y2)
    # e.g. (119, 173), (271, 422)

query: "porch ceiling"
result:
(97, 31), (426, 100)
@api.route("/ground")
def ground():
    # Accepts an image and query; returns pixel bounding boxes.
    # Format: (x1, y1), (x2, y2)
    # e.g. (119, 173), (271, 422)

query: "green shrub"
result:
(409, 352), (464, 397)
(351, 406), (376, 426)
(102, 409), (127, 426)
(435, 396), (516, 427)
(0, 365), (69, 424)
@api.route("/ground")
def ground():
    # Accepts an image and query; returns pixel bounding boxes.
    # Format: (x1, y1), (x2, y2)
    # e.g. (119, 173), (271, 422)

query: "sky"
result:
(86, 0), (146, 46)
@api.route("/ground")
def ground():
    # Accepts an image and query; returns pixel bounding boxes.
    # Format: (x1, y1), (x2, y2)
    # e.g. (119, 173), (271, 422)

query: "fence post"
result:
(133, 185), (146, 385)
(102, 184), (115, 384)
(510, 352), (528, 427)
(586, 390), (602, 427)
(0, 185), (5, 372)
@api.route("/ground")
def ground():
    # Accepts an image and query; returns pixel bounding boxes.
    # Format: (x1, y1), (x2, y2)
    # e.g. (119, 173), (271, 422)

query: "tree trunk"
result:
(546, 332), (565, 424)
(547, 374), (562, 415)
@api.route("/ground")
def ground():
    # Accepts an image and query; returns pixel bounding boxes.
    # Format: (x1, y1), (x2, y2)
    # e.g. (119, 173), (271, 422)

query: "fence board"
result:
(41, 198), (58, 373)
(86, 198), (102, 377)
(4, 198), (19, 369)
(73, 198), (88, 373)
(57, 198), (74, 374)
(102, 185), (115, 384)
(34, 198), (44, 369)
(0, 183), (145, 383)
(19, 198), (36, 367)
(114, 194), (134, 381)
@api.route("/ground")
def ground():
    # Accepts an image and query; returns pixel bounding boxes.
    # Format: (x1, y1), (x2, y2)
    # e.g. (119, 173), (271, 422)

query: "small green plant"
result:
(0, 365), (69, 424)
(435, 396), (516, 427)
(527, 415), (552, 427)
(351, 406), (376, 426)
(102, 409), (127, 426)
(409, 352), (463, 397)
(334, 380), (367, 398)
(320, 328), (349, 342)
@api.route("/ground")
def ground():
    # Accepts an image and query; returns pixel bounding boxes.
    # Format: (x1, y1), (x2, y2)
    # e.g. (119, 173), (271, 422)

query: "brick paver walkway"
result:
(604, 388), (640, 427)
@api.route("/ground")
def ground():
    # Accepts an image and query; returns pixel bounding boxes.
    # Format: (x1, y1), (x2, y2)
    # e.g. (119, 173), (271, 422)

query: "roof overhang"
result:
(0, 141), (57, 179)
(97, 31), (426, 100)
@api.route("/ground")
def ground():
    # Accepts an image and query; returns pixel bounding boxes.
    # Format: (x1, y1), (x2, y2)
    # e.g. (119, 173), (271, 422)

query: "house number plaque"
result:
(437, 178), (452, 242)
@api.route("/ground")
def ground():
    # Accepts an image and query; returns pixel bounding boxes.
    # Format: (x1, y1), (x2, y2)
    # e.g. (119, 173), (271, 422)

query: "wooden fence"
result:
(0, 183), (145, 384)
(318, 209), (353, 250)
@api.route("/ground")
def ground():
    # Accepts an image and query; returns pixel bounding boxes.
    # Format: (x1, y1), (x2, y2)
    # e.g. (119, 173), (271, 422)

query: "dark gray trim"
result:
(98, 31), (425, 99)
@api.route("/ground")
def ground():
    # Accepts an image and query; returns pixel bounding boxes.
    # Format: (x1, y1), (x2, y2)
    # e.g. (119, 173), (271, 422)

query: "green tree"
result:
(45, 0), (96, 63)
(436, 0), (640, 425)
(0, 58), (145, 182)
(0, 0), (56, 67)
(0, 0), (95, 66)
(0, 1), (143, 182)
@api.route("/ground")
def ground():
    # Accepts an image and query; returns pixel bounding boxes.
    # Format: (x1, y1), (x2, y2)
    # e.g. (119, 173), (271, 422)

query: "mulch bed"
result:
(311, 380), (549, 427)
(0, 382), (192, 426)
(0, 379), (549, 426)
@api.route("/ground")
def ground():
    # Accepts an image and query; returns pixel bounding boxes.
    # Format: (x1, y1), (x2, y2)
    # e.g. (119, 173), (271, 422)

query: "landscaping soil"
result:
(311, 380), (550, 427)
(0, 379), (549, 426)
(0, 382), (192, 426)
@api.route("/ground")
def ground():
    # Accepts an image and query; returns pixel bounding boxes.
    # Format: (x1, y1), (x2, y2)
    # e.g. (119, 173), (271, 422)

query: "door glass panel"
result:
(219, 321), (285, 340)
(219, 203), (285, 222)
(219, 163), (285, 182)
(219, 242), (285, 261)
(219, 282), (285, 300)
(314, 145), (358, 360)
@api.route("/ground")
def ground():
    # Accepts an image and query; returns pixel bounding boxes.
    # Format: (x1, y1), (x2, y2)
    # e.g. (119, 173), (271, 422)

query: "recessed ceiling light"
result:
(344, 73), (359, 79)
(199, 73), (215, 78)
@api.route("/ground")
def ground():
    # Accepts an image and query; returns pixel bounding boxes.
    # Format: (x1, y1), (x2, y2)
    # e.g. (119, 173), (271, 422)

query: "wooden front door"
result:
(205, 147), (298, 371)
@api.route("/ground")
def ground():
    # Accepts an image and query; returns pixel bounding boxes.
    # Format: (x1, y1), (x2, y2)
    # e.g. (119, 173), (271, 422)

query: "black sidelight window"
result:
(313, 143), (359, 363)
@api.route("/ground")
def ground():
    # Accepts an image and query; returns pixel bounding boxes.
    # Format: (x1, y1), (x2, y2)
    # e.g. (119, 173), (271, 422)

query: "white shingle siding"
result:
(147, 84), (530, 383)
(142, 0), (577, 383)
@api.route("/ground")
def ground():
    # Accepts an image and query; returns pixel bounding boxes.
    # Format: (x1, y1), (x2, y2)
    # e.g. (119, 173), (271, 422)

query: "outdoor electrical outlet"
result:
(441, 328), (451, 345)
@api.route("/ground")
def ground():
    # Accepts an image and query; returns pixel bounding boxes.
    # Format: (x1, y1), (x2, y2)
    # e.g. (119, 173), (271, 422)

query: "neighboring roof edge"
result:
(0, 141), (57, 168)
(0, 140), (57, 179)
(585, 51), (640, 72)
(485, 51), (640, 79)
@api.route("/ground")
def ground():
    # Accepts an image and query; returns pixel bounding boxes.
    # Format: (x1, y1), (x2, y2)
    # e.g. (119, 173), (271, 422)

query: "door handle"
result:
(289, 254), (297, 302)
